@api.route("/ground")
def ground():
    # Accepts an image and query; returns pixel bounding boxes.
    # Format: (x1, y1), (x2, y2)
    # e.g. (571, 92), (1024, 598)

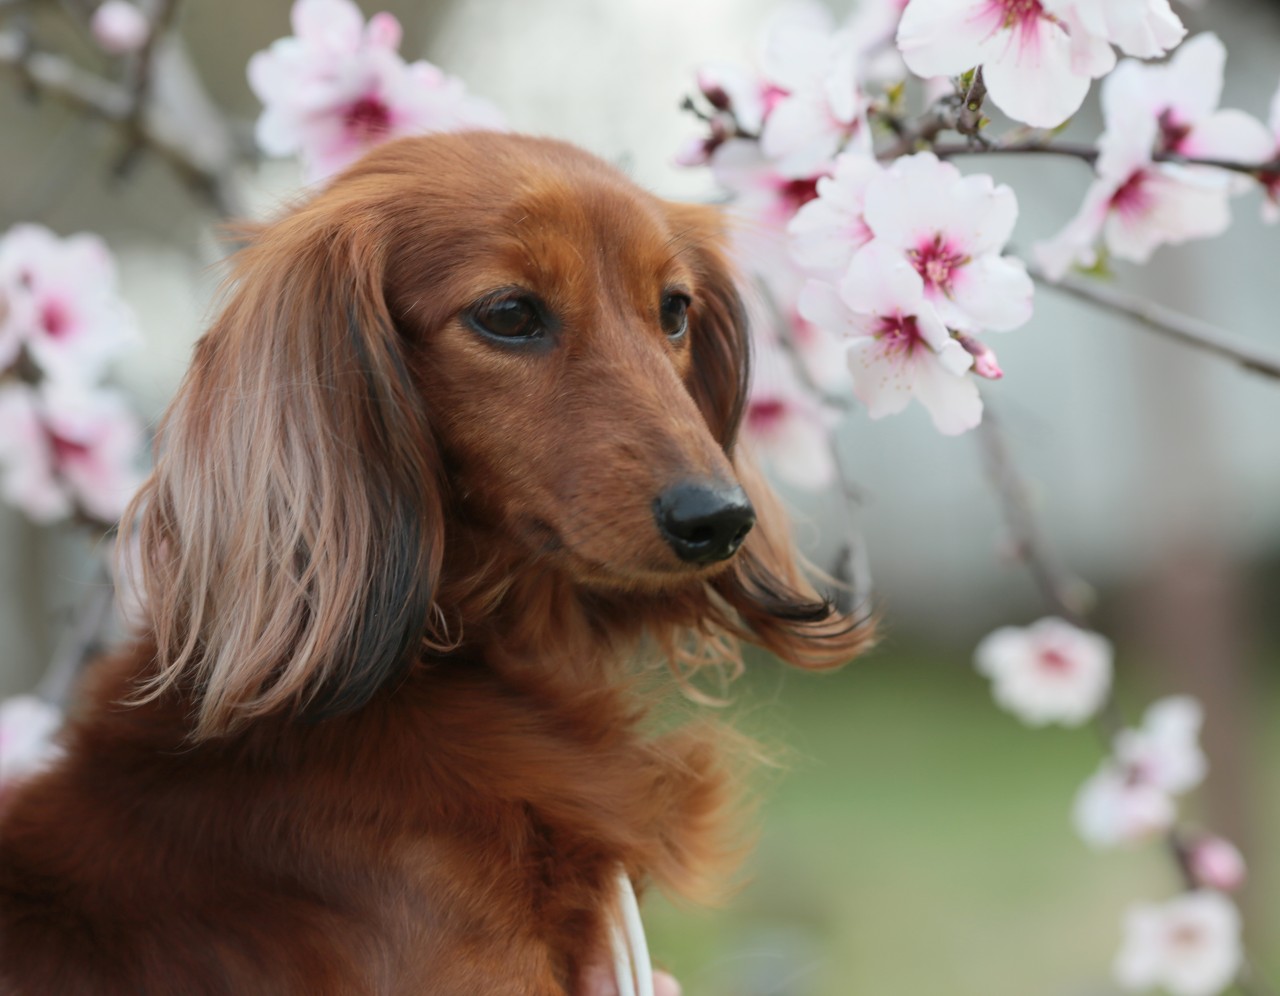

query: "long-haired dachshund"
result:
(0, 132), (869, 994)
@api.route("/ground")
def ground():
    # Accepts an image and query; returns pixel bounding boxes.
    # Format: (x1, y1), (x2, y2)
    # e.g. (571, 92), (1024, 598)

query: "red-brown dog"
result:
(0, 132), (868, 994)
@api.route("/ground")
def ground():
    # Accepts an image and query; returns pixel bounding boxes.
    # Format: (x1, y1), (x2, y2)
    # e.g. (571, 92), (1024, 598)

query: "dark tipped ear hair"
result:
(123, 201), (443, 739)
(671, 203), (874, 670)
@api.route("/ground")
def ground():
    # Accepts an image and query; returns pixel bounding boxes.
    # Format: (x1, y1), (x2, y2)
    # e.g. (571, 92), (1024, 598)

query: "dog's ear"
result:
(670, 203), (874, 670)
(125, 202), (442, 738)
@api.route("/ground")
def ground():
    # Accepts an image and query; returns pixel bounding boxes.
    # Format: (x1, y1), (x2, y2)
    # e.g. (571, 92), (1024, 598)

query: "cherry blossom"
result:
(1051, 0), (1184, 60)
(859, 152), (1032, 335)
(0, 224), (137, 384)
(1186, 836), (1247, 893)
(741, 339), (836, 489)
(0, 695), (63, 803)
(799, 243), (980, 434)
(973, 617), (1113, 726)
(1102, 35), (1272, 171)
(0, 383), (144, 524)
(1073, 696), (1207, 848)
(248, 0), (505, 183)
(758, 2), (871, 177)
(788, 152), (882, 280)
(895, 0), (1115, 129)
(90, 0), (151, 55)
(1114, 891), (1243, 996)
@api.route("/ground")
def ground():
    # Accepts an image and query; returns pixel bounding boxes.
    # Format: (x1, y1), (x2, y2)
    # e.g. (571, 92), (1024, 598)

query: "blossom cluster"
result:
(248, 0), (506, 183)
(0, 225), (143, 525)
(974, 618), (1247, 994)
(678, 2), (1280, 489)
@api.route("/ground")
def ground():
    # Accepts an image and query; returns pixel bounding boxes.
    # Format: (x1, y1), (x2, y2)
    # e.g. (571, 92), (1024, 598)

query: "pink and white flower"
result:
(741, 338), (836, 489)
(759, 2), (871, 177)
(90, 0), (151, 55)
(859, 152), (1032, 334)
(788, 152), (882, 280)
(1103, 35), (1272, 170)
(0, 382), (144, 524)
(1115, 892), (1243, 996)
(799, 243), (980, 434)
(248, 0), (505, 183)
(0, 224), (137, 384)
(974, 617), (1113, 726)
(0, 695), (63, 802)
(1051, 0), (1184, 60)
(1073, 696), (1207, 848)
(895, 0), (1115, 129)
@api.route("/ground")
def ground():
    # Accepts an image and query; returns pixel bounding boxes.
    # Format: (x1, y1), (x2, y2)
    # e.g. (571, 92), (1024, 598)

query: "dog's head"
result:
(127, 133), (869, 737)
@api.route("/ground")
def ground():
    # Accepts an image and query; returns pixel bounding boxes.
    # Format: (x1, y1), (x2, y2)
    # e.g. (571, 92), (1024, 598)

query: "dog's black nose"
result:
(654, 482), (755, 565)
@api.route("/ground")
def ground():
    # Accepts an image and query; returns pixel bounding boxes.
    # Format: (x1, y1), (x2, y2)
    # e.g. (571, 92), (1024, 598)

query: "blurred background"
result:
(1, 0), (1278, 992)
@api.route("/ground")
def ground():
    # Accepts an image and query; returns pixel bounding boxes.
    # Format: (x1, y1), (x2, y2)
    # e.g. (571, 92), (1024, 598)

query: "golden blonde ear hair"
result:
(124, 199), (443, 740)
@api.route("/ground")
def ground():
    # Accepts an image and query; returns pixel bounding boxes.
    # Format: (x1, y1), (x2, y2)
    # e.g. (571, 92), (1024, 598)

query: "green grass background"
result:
(643, 644), (1279, 996)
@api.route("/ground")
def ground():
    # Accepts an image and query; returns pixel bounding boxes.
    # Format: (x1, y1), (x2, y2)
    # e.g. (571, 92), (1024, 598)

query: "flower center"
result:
(39, 299), (71, 339)
(46, 429), (91, 466)
(778, 177), (822, 215)
(1110, 170), (1152, 217)
(1167, 922), (1204, 949)
(1157, 110), (1192, 154)
(908, 235), (968, 296)
(1038, 647), (1073, 674)
(990, 0), (1046, 31)
(875, 314), (925, 353)
(747, 398), (787, 434)
(343, 95), (392, 139)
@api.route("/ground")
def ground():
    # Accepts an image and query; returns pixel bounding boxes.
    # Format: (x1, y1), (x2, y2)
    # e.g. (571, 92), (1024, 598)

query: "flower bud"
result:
(1187, 835), (1247, 892)
(91, 0), (150, 55)
(956, 333), (1003, 380)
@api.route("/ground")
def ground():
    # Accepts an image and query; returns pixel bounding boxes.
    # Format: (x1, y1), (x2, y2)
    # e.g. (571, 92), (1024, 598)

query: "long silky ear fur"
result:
(676, 206), (874, 671)
(122, 205), (442, 739)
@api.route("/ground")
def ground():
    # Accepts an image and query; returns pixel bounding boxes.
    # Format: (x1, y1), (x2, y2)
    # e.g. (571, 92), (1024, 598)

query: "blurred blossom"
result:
(91, 0), (151, 55)
(741, 339), (836, 489)
(758, 1), (871, 177)
(1261, 81), (1280, 224)
(973, 617), (1113, 726)
(248, 0), (505, 183)
(1114, 891), (1243, 996)
(1103, 34), (1272, 175)
(0, 224), (137, 384)
(788, 152), (881, 280)
(896, 0), (1115, 129)
(0, 695), (63, 802)
(860, 152), (1032, 335)
(0, 382), (144, 524)
(1073, 696), (1207, 848)
(1187, 836), (1247, 893)
(799, 243), (980, 434)
(845, 0), (912, 83)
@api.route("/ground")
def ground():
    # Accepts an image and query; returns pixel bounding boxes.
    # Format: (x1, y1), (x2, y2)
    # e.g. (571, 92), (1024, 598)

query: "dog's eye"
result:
(465, 295), (544, 341)
(660, 293), (690, 340)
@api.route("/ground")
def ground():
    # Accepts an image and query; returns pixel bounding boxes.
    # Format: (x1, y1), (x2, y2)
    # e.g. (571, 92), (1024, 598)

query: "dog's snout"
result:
(654, 482), (755, 565)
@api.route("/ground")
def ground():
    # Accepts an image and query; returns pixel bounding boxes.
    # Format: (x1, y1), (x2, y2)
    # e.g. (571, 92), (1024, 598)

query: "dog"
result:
(0, 131), (869, 994)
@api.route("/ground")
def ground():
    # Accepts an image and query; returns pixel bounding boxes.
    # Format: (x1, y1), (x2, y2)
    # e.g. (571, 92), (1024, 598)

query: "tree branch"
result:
(1028, 265), (1280, 382)
(930, 139), (1280, 178)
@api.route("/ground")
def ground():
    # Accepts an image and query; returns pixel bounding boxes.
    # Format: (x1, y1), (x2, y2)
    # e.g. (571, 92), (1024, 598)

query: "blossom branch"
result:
(1027, 265), (1280, 382)
(928, 139), (1280, 180)
(113, 0), (182, 176)
(0, 28), (242, 216)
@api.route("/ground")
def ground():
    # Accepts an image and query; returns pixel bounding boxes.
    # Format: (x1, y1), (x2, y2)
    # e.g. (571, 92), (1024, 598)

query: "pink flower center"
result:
(1037, 647), (1074, 675)
(875, 314), (925, 354)
(987, 0), (1047, 34)
(39, 299), (72, 339)
(1168, 922), (1204, 949)
(778, 177), (822, 215)
(747, 398), (787, 435)
(1157, 110), (1192, 154)
(1110, 170), (1153, 218)
(46, 429), (91, 467)
(908, 235), (968, 296)
(343, 95), (393, 140)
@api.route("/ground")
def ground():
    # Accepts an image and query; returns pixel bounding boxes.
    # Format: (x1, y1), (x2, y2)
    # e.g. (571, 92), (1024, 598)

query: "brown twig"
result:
(1028, 265), (1280, 382)
(930, 138), (1280, 179)
(114, 0), (182, 177)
